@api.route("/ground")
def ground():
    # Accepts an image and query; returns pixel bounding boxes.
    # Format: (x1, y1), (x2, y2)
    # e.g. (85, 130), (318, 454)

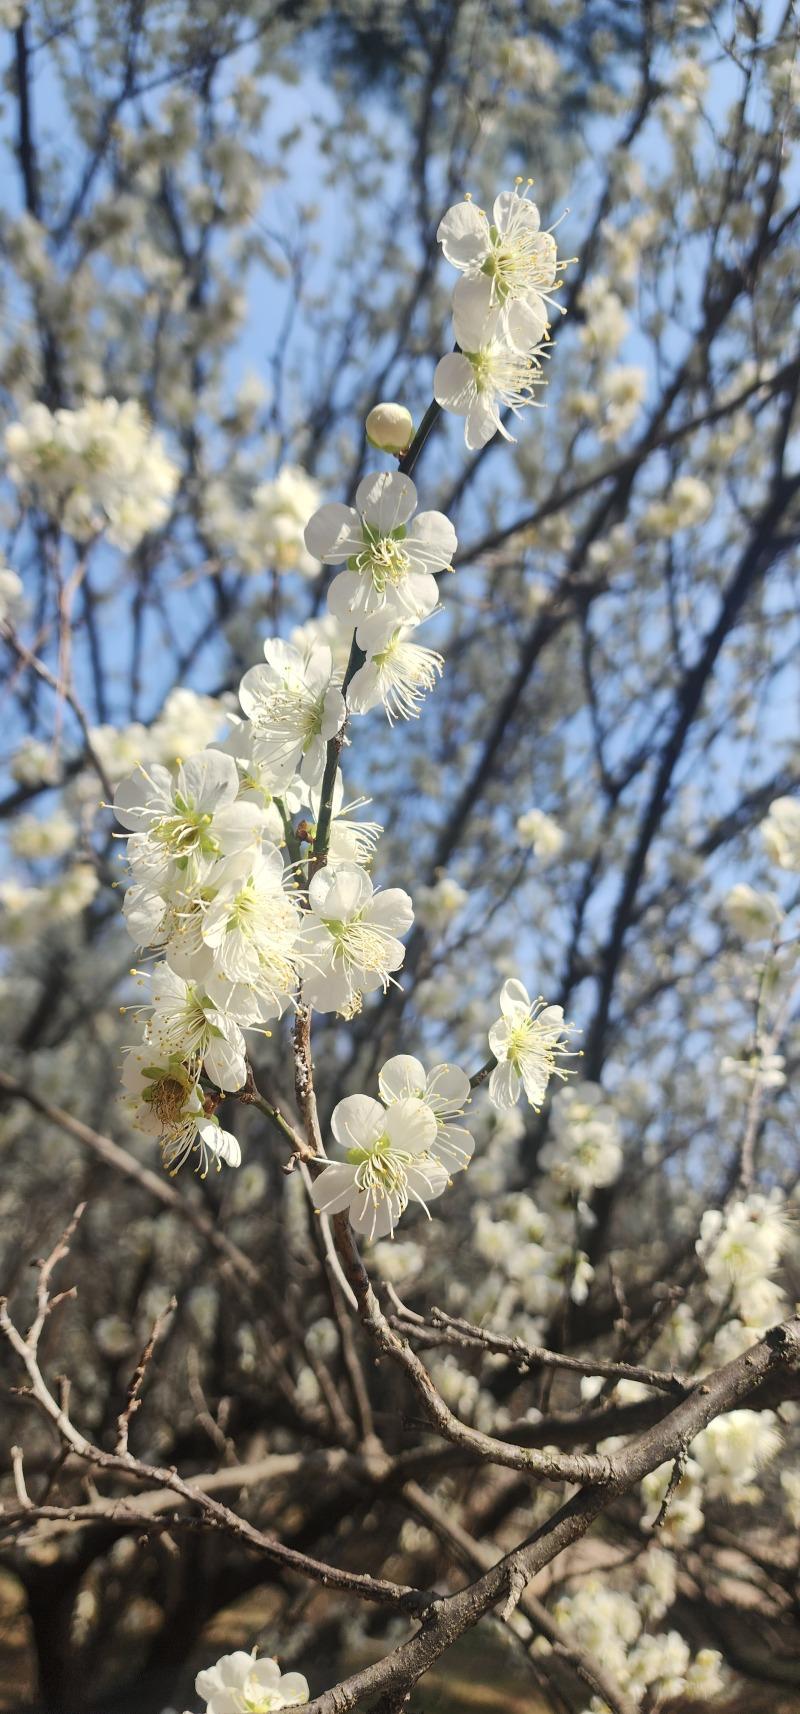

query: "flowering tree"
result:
(0, 3), (799, 1712)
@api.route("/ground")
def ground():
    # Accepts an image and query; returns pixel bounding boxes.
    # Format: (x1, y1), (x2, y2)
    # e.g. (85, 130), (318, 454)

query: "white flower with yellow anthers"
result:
(122, 877), (213, 979)
(238, 639), (345, 793)
(195, 1649), (308, 1714)
(304, 472), (456, 627)
(312, 1094), (449, 1240)
(217, 712), (305, 845)
(347, 612), (444, 724)
(488, 978), (579, 1110)
(144, 962), (247, 1092)
(378, 1054), (474, 1173)
(301, 861), (413, 1015)
(201, 848), (305, 1016)
(437, 180), (564, 339)
(434, 295), (547, 451)
(114, 750), (266, 891)
(121, 1050), (240, 1177)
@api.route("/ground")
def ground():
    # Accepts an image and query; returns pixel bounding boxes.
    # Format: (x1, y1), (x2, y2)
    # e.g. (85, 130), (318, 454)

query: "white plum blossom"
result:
(539, 1082), (622, 1196)
(200, 848), (305, 1016)
(434, 293), (546, 450)
(114, 751), (265, 890)
(302, 862), (413, 1015)
(378, 1054), (474, 1172)
(641, 474), (713, 536)
(147, 688), (227, 768)
(10, 810), (76, 861)
(0, 564), (25, 625)
(515, 806), (565, 860)
(238, 640), (345, 791)
(121, 1051), (241, 1177)
(761, 795), (800, 870)
(195, 1649), (308, 1713)
(488, 978), (579, 1109)
(693, 1410), (782, 1503)
(414, 874), (467, 929)
(723, 882), (782, 939)
(437, 180), (561, 336)
(144, 962), (247, 1092)
(696, 1191), (789, 1319)
(5, 397), (178, 549)
(641, 1457), (705, 1545)
(312, 1093), (448, 1239)
(304, 472), (456, 628)
(347, 612), (444, 723)
(122, 877), (213, 978)
(249, 465), (322, 577)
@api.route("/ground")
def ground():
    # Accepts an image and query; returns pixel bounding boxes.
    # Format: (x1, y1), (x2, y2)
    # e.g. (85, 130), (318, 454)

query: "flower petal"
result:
(312, 1162), (358, 1216)
(434, 352), (475, 417)
(367, 886), (413, 934)
(330, 1093), (386, 1151)
(494, 189), (540, 234)
(384, 1096), (437, 1156)
(425, 1063), (470, 1110)
(304, 502), (361, 563)
(500, 977), (531, 1016)
(355, 471), (417, 533)
(437, 199), (490, 267)
(309, 861), (373, 921)
(378, 1054), (425, 1104)
(488, 1060), (521, 1109)
(179, 750), (239, 813)
(278, 1671), (310, 1704)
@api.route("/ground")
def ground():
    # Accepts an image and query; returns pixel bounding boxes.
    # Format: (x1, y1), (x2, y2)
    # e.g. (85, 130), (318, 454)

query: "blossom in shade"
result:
(145, 962), (247, 1091)
(539, 1082), (622, 1196)
(696, 1192), (789, 1313)
(121, 1051), (240, 1176)
(488, 978), (579, 1110)
(434, 294), (546, 451)
(312, 1093), (448, 1239)
(304, 472), (456, 627)
(302, 861), (413, 1015)
(693, 1409), (782, 1503)
(238, 639), (344, 792)
(195, 1649), (309, 1713)
(378, 1054), (474, 1172)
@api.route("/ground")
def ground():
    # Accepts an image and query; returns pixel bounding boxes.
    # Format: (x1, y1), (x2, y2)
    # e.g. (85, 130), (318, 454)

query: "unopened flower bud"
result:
(365, 401), (414, 454)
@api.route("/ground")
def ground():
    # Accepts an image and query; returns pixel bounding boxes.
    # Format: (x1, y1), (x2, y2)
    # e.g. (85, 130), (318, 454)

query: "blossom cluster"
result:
(303, 469), (454, 724)
(5, 398), (179, 549)
(433, 179), (568, 448)
(549, 1563), (724, 1711)
(641, 1408), (783, 1544)
(696, 1189), (791, 1361)
(203, 464), (322, 578)
(551, 1569), (725, 1713)
(107, 184), (577, 1230)
(312, 1056), (474, 1240)
(113, 706), (414, 1174)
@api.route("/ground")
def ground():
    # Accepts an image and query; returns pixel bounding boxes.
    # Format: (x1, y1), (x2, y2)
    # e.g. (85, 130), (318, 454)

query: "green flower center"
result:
(350, 522), (410, 594)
